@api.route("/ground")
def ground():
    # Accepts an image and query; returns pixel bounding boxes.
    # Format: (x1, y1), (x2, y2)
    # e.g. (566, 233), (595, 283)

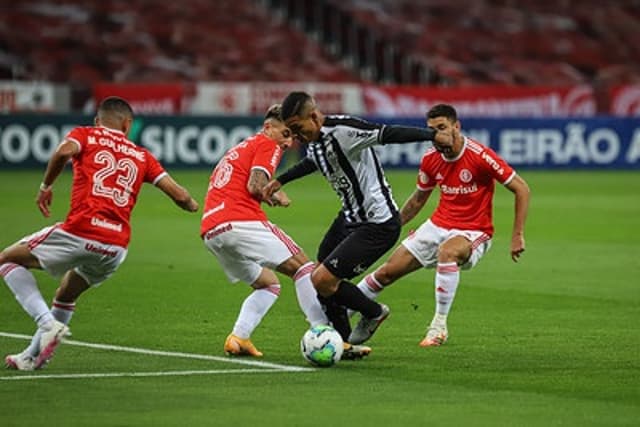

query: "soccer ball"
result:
(300, 325), (344, 367)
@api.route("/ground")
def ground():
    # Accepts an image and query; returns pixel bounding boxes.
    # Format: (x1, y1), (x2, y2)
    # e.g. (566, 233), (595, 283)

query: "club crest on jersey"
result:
(459, 169), (473, 183)
(419, 171), (429, 185)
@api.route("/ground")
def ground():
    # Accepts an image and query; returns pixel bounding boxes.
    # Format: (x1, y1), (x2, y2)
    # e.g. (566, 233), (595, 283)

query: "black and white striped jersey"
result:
(306, 115), (398, 224)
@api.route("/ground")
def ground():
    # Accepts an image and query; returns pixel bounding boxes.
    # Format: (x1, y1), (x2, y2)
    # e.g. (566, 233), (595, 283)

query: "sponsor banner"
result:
(363, 85), (596, 117)
(93, 83), (188, 114)
(0, 81), (63, 113)
(191, 82), (364, 115)
(609, 84), (640, 116)
(0, 115), (263, 169)
(375, 117), (640, 169)
(2, 115), (637, 169)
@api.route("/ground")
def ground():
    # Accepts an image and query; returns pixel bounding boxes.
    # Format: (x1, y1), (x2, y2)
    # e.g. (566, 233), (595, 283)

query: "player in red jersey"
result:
(350, 104), (530, 347)
(1, 97), (199, 370)
(201, 105), (369, 359)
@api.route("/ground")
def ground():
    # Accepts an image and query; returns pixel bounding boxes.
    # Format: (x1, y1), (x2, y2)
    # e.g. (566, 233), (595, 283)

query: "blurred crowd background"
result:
(0, 0), (639, 115)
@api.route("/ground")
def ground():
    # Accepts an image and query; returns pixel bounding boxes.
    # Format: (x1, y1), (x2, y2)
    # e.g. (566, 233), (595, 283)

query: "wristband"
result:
(39, 182), (52, 191)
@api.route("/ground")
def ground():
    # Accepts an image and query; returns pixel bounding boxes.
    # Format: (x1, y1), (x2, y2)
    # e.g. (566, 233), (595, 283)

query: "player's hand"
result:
(262, 180), (282, 201)
(434, 129), (454, 146)
(185, 198), (199, 212)
(511, 234), (525, 262)
(37, 187), (53, 217)
(269, 190), (291, 207)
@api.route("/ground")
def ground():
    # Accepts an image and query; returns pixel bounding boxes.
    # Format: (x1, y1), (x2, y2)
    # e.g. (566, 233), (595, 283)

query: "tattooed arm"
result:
(400, 188), (433, 226)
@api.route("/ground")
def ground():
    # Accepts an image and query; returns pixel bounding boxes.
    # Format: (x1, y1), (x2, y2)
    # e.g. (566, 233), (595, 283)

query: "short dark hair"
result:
(427, 104), (457, 122)
(281, 91), (312, 120)
(264, 103), (283, 121)
(98, 96), (134, 119)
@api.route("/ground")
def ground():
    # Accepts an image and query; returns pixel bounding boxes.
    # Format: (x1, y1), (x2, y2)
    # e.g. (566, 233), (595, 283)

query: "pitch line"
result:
(0, 331), (314, 374)
(1, 368), (296, 381)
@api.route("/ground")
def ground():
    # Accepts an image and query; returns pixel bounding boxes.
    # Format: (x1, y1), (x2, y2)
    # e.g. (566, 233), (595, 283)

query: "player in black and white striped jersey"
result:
(263, 91), (453, 350)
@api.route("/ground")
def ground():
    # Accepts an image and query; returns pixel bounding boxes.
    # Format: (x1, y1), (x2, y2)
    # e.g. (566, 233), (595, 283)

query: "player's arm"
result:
(262, 157), (318, 200)
(379, 125), (452, 147)
(248, 168), (289, 207)
(37, 139), (79, 217)
(400, 188), (433, 226)
(155, 175), (199, 212)
(504, 174), (530, 262)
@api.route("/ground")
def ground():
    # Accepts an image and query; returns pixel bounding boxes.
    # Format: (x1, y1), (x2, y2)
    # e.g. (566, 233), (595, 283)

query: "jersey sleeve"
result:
(416, 154), (436, 191)
(142, 149), (168, 184)
(480, 146), (516, 185)
(251, 142), (283, 179)
(64, 126), (89, 152)
(333, 118), (383, 152)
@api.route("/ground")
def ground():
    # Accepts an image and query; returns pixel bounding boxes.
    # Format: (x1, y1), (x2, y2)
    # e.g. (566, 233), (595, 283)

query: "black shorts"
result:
(317, 211), (401, 280)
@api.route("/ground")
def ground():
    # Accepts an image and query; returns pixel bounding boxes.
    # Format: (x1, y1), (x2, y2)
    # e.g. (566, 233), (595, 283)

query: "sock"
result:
(52, 299), (76, 325)
(433, 262), (460, 323)
(317, 294), (351, 341)
(1, 263), (53, 327)
(232, 285), (280, 339)
(293, 262), (328, 327)
(357, 273), (384, 300)
(332, 280), (382, 319)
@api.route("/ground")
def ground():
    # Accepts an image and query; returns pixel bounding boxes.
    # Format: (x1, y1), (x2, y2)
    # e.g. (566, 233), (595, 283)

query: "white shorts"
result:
(20, 224), (128, 286)
(202, 221), (301, 284)
(402, 219), (492, 270)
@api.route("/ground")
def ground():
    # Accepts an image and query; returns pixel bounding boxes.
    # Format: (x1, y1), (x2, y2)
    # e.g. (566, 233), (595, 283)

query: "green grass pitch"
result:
(0, 169), (638, 426)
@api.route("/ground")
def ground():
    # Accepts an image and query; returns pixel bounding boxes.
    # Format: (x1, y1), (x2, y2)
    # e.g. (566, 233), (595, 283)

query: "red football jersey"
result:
(61, 126), (167, 247)
(200, 133), (283, 236)
(416, 137), (515, 236)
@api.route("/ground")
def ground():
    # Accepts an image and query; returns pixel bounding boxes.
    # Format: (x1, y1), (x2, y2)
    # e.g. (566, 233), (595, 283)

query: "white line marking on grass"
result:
(1, 368), (300, 381)
(0, 332), (313, 373)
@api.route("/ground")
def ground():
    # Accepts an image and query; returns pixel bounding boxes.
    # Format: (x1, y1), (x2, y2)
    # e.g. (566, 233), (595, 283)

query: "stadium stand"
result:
(317, 0), (640, 86)
(1, 0), (638, 89)
(0, 0), (359, 85)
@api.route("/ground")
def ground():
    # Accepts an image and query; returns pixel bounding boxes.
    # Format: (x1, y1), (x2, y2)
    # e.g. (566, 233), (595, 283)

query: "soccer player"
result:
(262, 91), (453, 343)
(351, 104), (530, 346)
(1, 96), (199, 370)
(201, 104), (368, 359)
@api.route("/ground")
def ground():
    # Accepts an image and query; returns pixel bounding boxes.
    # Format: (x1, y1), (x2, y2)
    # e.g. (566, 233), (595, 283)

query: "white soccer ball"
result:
(300, 325), (344, 367)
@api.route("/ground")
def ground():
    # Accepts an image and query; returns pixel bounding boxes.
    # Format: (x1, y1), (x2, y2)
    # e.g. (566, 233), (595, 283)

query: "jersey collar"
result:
(441, 136), (467, 162)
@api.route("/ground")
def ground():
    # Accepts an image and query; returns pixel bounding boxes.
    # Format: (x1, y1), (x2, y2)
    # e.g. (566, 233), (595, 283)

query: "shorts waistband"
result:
(204, 223), (233, 240)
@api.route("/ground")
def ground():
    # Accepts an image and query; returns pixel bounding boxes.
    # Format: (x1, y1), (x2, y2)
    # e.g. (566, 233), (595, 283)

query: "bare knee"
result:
(437, 246), (458, 263)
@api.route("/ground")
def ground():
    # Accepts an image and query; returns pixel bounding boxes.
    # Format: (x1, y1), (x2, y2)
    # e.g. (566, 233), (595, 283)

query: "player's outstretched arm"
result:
(156, 175), (199, 212)
(379, 125), (453, 148)
(505, 174), (530, 262)
(37, 139), (79, 217)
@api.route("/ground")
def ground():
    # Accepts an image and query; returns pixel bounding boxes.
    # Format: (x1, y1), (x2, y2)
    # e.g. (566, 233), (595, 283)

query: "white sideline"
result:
(0, 331), (314, 380)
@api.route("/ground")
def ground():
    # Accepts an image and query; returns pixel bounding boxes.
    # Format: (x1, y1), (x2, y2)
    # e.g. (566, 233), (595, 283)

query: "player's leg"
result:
(314, 216), (401, 342)
(420, 235), (471, 347)
(1, 241), (65, 370)
(225, 268), (281, 357)
(276, 252), (328, 327)
(313, 213), (353, 338)
(0, 242), (54, 328)
(356, 245), (423, 300)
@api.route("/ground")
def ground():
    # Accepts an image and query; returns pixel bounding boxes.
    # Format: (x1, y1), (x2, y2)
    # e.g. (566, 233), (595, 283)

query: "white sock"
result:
(357, 273), (384, 300)
(293, 262), (328, 327)
(232, 285), (280, 339)
(51, 299), (76, 325)
(1, 263), (53, 327)
(433, 262), (460, 324)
